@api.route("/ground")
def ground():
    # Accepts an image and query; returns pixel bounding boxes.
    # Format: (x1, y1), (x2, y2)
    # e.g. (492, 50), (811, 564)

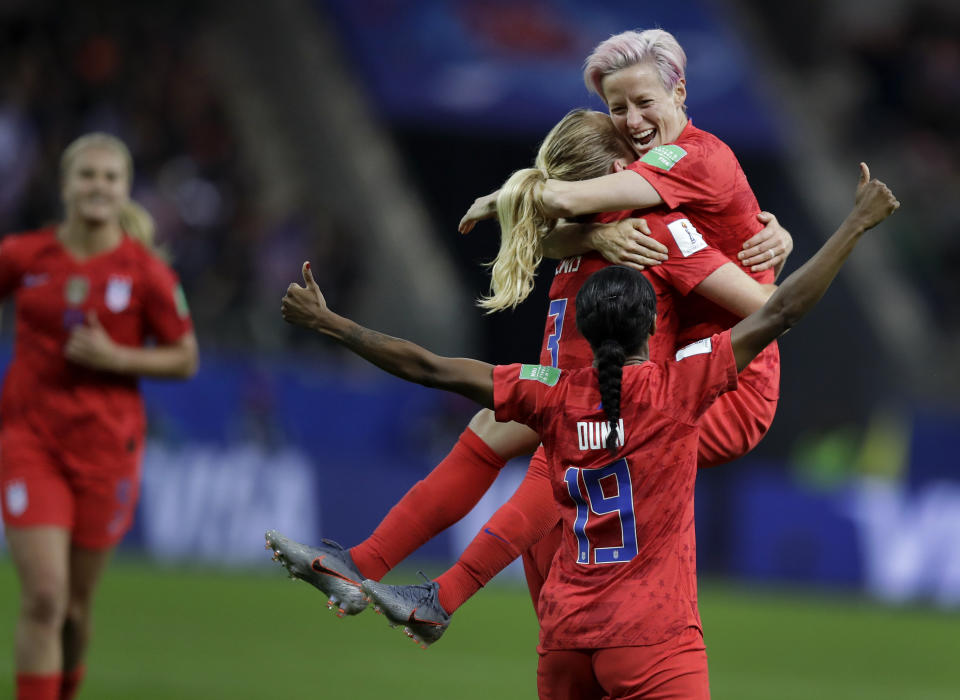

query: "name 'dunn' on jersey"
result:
(577, 419), (625, 451)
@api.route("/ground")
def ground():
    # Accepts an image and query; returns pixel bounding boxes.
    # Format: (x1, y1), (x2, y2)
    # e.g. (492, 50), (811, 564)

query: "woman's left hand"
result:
(64, 311), (124, 371)
(738, 211), (793, 275)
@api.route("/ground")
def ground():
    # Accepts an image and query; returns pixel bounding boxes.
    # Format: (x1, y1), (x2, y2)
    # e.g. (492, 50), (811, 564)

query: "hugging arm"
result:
(281, 263), (495, 408)
(731, 164), (899, 371)
(693, 263), (777, 318)
(541, 218), (668, 270)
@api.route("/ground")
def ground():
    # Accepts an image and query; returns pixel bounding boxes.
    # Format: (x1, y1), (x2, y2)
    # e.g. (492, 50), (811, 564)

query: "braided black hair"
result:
(575, 267), (657, 454)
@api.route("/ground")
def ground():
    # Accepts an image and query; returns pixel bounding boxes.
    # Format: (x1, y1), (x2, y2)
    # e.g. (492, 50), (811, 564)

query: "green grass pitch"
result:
(0, 557), (957, 699)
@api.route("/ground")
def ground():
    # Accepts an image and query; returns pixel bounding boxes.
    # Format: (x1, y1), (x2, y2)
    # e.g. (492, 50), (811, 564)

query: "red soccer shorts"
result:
(696, 373), (778, 468)
(0, 421), (142, 549)
(537, 627), (709, 700)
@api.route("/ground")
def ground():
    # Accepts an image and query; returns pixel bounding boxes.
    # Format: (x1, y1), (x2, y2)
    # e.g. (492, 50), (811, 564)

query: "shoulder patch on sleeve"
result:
(519, 364), (561, 386)
(639, 144), (687, 171)
(666, 218), (707, 257)
(174, 284), (190, 318)
(675, 337), (712, 361)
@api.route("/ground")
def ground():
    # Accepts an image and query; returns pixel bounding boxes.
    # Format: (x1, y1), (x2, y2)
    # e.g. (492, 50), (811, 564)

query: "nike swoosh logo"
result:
(407, 607), (445, 627)
(484, 528), (511, 545)
(312, 555), (361, 585)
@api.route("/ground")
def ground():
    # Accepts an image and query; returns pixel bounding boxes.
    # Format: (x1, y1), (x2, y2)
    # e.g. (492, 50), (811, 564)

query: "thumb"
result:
(859, 162), (870, 185)
(301, 261), (318, 289)
(756, 211), (773, 223)
(629, 217), (652, 235)
(86, 310), (101, 328)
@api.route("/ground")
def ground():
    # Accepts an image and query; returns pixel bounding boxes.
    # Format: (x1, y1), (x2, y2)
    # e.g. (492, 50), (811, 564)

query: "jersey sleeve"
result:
(651, 330), (738, 424)
(493, 363), (558, 432)
(142, 258), (193, 344)
(0, 235), (27, 299)
(644, 213), (731, 295)
(627, 135), (738, 213)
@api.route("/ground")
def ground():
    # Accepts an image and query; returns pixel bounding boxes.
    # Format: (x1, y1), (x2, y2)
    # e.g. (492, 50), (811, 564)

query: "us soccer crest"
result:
(64, 275), (89, 306)
(105, 275), (133, 312)
(4, 479), (28, 517)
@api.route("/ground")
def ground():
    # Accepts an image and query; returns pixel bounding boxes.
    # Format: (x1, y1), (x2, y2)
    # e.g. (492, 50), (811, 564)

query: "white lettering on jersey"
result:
(676, 337), (712, 361)
(555, 256), (582, 275)
(667, 218), (707, 257)
(577, 419), (625, 451)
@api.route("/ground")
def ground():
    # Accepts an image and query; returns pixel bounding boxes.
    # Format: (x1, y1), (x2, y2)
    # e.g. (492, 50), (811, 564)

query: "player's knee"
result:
(21, 582), (68, 628)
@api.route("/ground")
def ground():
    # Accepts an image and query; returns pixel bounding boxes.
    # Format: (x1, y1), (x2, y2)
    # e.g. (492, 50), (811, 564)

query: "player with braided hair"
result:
(574, 266), (658, 455)
(595, 341), (624, 455)
(266, 108), (779, 620)
(279, 165), (897, 698)
(267, 30), (794, 623)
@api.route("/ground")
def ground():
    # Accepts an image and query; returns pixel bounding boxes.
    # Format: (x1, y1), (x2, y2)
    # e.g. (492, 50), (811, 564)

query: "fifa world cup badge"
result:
(64, 275), (90, 306)
(105, 275), (133, 312)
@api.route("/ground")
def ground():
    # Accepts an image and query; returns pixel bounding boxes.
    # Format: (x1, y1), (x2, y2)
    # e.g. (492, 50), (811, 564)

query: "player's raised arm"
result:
(281, 262), (495, 408)
(730, 164), (899, 371)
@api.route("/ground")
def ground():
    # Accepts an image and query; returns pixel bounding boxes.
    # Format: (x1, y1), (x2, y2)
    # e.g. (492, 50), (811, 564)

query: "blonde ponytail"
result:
(478, 168), (553, 312)
(478, 109), (635, 314)
(119, 200), (168, 259)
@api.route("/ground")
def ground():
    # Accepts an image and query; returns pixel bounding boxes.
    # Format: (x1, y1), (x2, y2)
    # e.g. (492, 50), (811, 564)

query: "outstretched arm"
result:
(281, 263), (495, 408)
(459, 172), (662, 233)
(731, 164), (899, 371)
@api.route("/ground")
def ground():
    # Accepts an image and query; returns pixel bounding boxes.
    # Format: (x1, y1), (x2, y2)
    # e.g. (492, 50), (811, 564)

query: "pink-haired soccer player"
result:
(267, 28), (790, 622)
(280, 166), (896, 698)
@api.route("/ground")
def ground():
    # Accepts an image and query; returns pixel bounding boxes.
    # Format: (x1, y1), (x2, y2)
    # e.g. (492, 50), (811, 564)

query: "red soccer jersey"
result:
(495, 331), (738, 650)
(0, 228), (193, 459)
(539, 209), (729, 370)
(627, 120), (780, 399)
(626, 120), (768, 281)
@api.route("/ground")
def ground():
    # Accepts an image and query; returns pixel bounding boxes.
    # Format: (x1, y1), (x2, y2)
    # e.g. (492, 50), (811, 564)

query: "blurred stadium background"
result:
(1, 0), (959, 697)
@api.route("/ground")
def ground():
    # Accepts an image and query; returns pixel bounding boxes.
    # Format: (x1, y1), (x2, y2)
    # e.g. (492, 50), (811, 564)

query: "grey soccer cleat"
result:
(264, 530), (367, 616)
(360, 577), (451, 648)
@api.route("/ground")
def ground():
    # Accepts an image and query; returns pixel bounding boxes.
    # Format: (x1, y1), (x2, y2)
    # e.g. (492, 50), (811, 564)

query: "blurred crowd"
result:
(0, 0), (359, 349)
(748, 0), (960, 338)
(2, 0), (955, 350)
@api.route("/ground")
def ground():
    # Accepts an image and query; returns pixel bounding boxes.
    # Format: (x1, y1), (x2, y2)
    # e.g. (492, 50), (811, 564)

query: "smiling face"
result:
(61, 145), (130, 227)
(602, 62), (688, 157)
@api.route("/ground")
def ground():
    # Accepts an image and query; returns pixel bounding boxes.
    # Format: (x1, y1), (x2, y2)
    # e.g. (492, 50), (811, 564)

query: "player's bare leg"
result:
(6, 526), (71, 673)
(62, 544), (113, 687)
(360, 575), (451, 648)
(264, 530), (368, 616)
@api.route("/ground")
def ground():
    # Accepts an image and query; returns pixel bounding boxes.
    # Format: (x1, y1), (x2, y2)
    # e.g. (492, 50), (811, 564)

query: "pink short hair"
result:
(583, 29), (687, 101)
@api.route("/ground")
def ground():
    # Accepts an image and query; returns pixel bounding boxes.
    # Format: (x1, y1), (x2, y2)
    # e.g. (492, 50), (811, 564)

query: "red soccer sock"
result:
(17, 673), (62, 700)
(60, 666), (85, 700)
(436, 462), (558, 613)
(350, 427), (506, 581)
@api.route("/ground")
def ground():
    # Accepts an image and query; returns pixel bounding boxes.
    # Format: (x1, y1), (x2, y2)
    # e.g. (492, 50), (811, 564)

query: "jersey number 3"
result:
(546, 298), (567, 368)
(563, 459), (638, 565)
